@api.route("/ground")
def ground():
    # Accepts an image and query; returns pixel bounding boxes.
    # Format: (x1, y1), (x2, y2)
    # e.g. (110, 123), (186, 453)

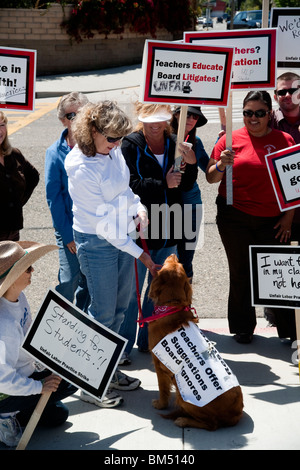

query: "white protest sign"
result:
(271, 8), (300, 68)
(0, 46), (36, 111)
(152, 322), (239, 407)
(250, 245), (300, 309)
(22, 289), (127, 400)
(265, 144), (300, 212)
(140, 40), (234, 107)
(184, 29), (277, 90)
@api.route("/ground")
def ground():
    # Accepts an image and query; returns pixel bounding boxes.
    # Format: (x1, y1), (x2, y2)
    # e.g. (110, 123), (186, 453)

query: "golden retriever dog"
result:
(147, 254), (243, 431)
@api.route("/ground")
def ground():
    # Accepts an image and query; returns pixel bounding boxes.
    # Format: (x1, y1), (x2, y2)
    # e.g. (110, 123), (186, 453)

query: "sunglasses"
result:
(187, 112), (199, 120)
(243, 109), (269, 118)
(25, 266), (33, 274)
(65, 112), (76, 120)
(94, 124), (122, 143)
(275, 88), (299, 97)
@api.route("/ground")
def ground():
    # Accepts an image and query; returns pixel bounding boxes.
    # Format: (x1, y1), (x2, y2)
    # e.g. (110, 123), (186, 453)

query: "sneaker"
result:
(119, 352), (131, 365)
(0, 416), (22, 447)
(80, 389), (123, 408)
(110, 369), (141, 391)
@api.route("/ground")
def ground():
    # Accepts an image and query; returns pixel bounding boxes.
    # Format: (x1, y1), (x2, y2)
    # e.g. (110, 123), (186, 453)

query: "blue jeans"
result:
(0, 370), (77, 426)
(55, 231), (90, 312)
(74, 230), (135, 334)
(119, 245), (176, 353)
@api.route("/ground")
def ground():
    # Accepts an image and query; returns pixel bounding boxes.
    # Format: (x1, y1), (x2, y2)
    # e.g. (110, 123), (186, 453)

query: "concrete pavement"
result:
(2, 65), (300, 452)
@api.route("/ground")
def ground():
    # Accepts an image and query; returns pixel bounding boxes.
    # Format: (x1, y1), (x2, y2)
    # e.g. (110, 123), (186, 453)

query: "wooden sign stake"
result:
(226, 91), (233, 205)
(16, 391), (52, 450)
(174, 105), (188, 160)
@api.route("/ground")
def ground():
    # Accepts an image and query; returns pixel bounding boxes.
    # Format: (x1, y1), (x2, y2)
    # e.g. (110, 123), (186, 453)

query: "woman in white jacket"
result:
(65, 101), (156, 406)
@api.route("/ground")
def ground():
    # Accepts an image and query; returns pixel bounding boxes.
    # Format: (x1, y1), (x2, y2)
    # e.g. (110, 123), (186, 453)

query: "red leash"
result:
(135, 224), (150, 327)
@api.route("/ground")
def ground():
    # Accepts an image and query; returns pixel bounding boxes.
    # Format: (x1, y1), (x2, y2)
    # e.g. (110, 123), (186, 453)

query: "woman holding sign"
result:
(119, 102), (198, 362)
(171, 106), (209, 283)
(206, 90), (296, 344)
(0, 241), (77, 448)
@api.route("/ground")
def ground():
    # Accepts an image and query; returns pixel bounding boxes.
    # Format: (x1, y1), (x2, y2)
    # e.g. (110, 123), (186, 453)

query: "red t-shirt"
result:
(211, 127), (295, 217)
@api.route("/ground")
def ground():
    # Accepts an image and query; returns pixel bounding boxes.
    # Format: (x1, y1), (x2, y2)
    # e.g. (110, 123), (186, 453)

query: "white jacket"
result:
(65, 145), (144, 259)
(0, 293), (42, 398)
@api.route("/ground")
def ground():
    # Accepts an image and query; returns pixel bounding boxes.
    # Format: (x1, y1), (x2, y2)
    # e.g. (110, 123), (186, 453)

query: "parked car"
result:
(197, 16), (205, 24)
(227, 10), (264, 29)
(202, 17), (213, 28)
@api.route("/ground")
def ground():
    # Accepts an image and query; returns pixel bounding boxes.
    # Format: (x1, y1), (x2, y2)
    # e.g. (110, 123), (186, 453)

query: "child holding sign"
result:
(0, 241), (77, 447)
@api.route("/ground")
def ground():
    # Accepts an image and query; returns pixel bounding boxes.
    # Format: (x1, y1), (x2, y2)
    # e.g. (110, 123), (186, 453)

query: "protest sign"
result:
(271, 8), (300, 68)
(152, 322), (239, 407)
(0, 47), (36, 112)
(265, 144), (300, 212)
(184, 29), (277, 90)
(140, 40), (234, 107)
(249, 245), (300, 309)
(22, 289), (127, 400)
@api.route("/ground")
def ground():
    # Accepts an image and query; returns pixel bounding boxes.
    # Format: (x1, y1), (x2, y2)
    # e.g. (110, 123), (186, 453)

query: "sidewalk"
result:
(35, 64), (143, 98)
(5, 65), (300, 452)
(3, 319), (300, 451)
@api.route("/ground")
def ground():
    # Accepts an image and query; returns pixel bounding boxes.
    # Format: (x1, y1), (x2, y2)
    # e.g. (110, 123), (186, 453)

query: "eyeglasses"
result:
(275, 88), (299, 97)
(187, 112), (199, 120)
(243, 109), (269, 118)
(25, 266), (33, 274)
(65, 112), (76, 120)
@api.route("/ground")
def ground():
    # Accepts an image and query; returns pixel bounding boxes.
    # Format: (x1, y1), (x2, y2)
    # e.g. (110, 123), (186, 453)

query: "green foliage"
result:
(60, 0), (196, 42)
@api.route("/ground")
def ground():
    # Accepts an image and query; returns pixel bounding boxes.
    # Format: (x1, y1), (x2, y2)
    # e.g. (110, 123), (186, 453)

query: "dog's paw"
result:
(152, 398), (167, 410)
(174, 417), (188, 428)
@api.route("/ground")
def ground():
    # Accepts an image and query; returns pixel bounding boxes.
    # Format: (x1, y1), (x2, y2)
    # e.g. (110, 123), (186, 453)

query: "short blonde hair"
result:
(134, 102), (172, 135)
(72, 101), (132, 156)
(0, 111), (12, 156)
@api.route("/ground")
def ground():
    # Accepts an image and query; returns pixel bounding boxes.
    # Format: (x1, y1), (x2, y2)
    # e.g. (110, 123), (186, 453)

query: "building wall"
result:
(0, 4), (173, 76)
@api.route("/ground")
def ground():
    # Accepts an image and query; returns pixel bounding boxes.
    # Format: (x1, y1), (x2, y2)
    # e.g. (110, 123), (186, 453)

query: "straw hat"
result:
(0, 241), (57, 297)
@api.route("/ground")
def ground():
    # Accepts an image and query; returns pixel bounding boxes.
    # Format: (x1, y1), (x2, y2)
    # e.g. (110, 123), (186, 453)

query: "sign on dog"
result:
(152, 322), (239, 407)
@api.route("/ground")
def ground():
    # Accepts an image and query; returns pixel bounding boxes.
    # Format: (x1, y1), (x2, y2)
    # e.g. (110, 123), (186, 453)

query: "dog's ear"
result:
(148, 275), (161, 304)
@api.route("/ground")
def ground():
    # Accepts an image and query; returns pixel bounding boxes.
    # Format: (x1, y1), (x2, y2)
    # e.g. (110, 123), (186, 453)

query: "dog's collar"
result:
(137, 305), (198, 324)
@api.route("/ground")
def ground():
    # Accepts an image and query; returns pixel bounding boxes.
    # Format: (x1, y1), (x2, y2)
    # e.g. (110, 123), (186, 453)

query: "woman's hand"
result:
(178, 142), (196, 165)
(139, 251), (160, 278)
(166, 165), (182, 188)
(41, 374), (62, 394)
(220, 148), (235, 167)
(274, 210), (295, 243)
(135, 210), (148, 232)
(67, 241), (77, 254)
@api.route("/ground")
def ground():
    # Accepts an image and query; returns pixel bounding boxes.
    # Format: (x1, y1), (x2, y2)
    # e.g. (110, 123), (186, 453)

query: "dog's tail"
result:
(159, 408), (189, 421)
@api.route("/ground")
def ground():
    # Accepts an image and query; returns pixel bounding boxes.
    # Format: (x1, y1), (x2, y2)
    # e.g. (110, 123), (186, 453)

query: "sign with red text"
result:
(22, 289), (127, 401)
(250, 245), (300, 309)
(140, 40), (234, 107)
(265, 144), (300, 212)
(271, 8), (300, 68)
(0, 47), (36, 111)
(184, 29), (277, 90)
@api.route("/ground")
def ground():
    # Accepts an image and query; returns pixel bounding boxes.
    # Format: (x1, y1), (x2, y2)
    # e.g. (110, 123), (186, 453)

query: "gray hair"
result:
(57, 92), (89, 120)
